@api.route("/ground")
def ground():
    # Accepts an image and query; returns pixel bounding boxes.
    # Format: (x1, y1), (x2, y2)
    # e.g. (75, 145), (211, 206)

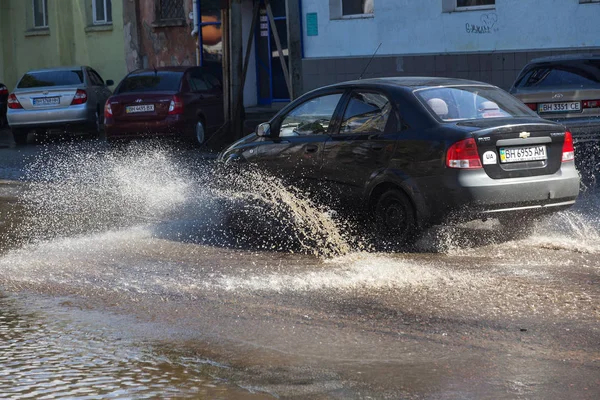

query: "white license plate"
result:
(538, 102), (581, 113)
(32, 97), (60, 106)
(499, 145), (547, 163)
(126, 104), (155, 113)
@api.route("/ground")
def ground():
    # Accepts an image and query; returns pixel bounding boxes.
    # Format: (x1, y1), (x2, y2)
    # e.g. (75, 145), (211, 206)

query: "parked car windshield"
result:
(415, 85), (535, 122)
(513, 60), (600, 89)
(115, 72), (183, 94)
(17, 70), (84, 88)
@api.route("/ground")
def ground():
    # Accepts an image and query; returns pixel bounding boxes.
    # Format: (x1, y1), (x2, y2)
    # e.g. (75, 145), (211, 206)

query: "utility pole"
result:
(230, 0), (244, 140)
(285, 0), (303, 100)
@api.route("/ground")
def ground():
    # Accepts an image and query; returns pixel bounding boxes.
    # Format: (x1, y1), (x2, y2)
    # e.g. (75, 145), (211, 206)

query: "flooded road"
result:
(0, 140), (599, 399)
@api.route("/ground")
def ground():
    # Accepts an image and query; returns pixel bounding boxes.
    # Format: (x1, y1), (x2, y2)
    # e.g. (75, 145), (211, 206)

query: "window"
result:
(456, 0), (495, 10)
(33, 0), (48, 28)
(340, 92), (391, 134)
(415, 86), (533, 122)
(18, 70), (84, 89)
(93, 0), (112, 25)
(187, 71), (210, 92)
(88, 69), (105, 86)
(330, 0), (374, 19)
(343, 0), (374, 16)
(115, 72), (183, 94)
(279, 94), (343, 137)
(157, 0), (185, 20)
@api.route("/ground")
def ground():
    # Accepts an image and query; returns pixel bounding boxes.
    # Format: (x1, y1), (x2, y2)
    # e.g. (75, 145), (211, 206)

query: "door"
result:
(255, 2), (289, 105)
(254, 92), (345, 189)
(184, 68), (224, 132)
(322, 90), (399, 207)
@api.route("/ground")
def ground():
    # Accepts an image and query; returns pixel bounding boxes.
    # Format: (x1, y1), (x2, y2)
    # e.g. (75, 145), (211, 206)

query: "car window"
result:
(340, 92), (392, 134)
(187, 70), (210, 92)
(415, 86), (534, 122)
(89, 69), (105, 86)
(514, 60), (600, 89)
(115, 72), (183, 94)
(204, 73), (222, 89)
(279, 93), (343, 137)
(17, 70), (84, 88)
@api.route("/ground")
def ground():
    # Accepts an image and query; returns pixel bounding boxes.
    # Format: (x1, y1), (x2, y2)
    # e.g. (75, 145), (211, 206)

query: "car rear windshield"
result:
(415, 86), (535, 122)
(17, 70), (84, 88)
(513, 60), (600, 89)
(115, 72), (183, 94)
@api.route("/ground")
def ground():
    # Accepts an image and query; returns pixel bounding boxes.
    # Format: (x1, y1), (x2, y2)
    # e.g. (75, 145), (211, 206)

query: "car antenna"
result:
(359, 42), (382, 80)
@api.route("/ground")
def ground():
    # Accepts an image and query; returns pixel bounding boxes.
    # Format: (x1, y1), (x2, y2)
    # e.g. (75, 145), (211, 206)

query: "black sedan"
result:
(220, 77), (580, 244)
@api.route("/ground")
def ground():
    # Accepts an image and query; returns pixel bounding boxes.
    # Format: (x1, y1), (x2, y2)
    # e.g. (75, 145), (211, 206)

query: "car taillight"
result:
(525, 103), (537, 112)
(447, 138), (482, 169)
(582, 99), (600, 109)
(168, 95), (184, 115)
(104, 100), (113, 118)
(562, 131), (575, 162)
(0, 85), (8, 95)
(70, 89), (88, 105)
(7, 93), (23, 109)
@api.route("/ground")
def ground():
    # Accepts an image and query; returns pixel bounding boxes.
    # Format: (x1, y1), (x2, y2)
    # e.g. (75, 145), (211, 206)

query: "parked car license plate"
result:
(538, 102), (581, 113)
(32, 97), (60, 107)
(499, 145), (547, 163)
(126, 104), (155, 113)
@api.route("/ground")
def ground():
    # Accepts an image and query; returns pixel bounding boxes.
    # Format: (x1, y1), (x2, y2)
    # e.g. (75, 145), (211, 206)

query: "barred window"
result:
(158, 0), (184, 20)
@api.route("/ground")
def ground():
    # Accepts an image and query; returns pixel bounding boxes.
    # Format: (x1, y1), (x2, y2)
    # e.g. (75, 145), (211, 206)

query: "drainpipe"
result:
(191, 0), (204, 66)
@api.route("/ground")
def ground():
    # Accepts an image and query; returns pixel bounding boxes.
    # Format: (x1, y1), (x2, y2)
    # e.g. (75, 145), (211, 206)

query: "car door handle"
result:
(305, 145), (319, 153)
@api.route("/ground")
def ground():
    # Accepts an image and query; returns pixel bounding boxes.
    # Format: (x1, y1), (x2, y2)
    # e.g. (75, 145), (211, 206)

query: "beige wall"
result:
(0, 0), (127, 91)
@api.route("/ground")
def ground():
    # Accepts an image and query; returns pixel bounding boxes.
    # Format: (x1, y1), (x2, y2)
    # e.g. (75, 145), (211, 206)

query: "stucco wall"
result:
(301, 0), (600, 58)
(0, 0), (127, 91)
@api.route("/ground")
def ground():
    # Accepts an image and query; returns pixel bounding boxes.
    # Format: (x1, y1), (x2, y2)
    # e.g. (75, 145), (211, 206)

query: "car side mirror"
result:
(256, 122), (271, 137)
(106, 79), (114, 86)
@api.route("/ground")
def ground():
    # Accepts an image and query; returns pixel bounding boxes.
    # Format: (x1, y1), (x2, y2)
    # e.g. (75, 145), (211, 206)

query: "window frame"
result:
(455, 0), (495, 12)
(32, 0), (49, 29)
(92, 0), (112, 25)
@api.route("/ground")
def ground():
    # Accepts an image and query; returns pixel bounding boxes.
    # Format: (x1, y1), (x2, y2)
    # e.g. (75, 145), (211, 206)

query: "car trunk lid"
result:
(512, 87), (600, 120)
(109, 92), (176, 122)
(14, 86), (81, 111)
(458, 118), (567, 179)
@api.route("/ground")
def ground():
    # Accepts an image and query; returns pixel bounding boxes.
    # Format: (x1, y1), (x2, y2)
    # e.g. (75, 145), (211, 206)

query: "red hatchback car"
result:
(104, 66), (224, 144)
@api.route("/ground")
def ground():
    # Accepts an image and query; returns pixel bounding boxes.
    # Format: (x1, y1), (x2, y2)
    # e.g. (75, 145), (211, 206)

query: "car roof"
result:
(24, 66), (87, 74)
(321, 76), (495, 91)
(130, 63), (221, 75)
(527, 54), (600, 64)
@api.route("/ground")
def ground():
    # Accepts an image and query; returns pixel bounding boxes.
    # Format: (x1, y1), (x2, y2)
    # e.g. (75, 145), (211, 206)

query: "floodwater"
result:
(0, 141), (599, 399)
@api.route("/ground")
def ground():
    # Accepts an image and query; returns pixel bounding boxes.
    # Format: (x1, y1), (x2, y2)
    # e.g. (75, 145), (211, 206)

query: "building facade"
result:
(0, 0), (128, 91)
(300, 0), (600, 92)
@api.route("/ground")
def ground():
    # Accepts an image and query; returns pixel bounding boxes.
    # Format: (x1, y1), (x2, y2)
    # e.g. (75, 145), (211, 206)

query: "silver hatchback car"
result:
(7, 66), (113, 145)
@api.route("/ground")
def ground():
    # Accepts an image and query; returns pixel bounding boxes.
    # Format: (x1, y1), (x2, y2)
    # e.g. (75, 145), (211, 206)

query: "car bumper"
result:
(7, 104), (92, 129)
(104, 116), (189, 140)
(438, 163), (580, 221)
(545, 117), (600, 143)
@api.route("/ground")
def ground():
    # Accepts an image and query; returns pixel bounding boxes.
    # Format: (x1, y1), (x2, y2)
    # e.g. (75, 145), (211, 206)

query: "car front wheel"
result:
(195, 119), (205, 145)
(374, 189), (418, 246)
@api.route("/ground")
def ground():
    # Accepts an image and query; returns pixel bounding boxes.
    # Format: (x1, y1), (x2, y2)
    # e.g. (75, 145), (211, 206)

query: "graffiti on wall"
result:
(465, 13), (498, 34)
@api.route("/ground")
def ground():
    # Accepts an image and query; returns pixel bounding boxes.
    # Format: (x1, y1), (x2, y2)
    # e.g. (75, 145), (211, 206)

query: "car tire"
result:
(12, 129), (29, 146)
(374, 189), (418, 246)
(195, 119), (205, 146)
(91, 109), (103, 139)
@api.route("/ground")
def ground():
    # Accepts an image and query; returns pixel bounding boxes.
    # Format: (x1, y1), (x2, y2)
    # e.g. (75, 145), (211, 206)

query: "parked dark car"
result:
(510, 55), (600, 143)
(104, 65), (224, 145)
(6, 66), (113, 144)
(0, 82), (7, 128)
(219, 77), (580, 244)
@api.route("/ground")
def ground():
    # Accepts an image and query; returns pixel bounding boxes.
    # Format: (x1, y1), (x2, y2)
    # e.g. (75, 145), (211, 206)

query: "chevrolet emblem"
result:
(519, 131), (530, 139)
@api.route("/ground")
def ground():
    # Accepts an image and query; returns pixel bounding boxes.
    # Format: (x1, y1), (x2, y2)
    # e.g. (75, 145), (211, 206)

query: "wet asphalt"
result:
(0, 131), (598, 399)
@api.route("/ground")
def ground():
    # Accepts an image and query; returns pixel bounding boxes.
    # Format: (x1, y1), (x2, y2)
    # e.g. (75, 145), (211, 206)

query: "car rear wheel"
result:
(92, 110), (103, 139)
(374, 189), (418, 246)
(12, 129), (29, 146)
(195, 119), (205, 145)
